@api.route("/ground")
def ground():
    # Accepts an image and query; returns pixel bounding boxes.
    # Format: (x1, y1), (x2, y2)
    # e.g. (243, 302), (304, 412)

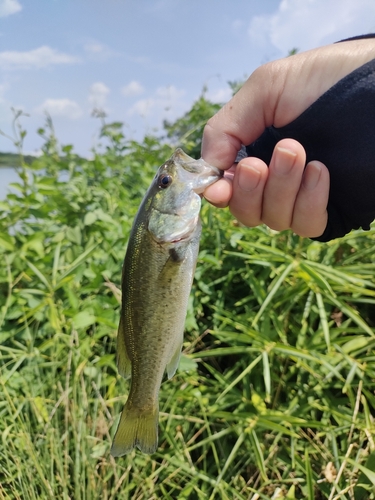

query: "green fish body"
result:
(111, 149), (221, 457)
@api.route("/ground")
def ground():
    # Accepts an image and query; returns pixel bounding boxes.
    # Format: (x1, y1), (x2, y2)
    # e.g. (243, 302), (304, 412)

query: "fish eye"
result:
(158, 174), (173, 189)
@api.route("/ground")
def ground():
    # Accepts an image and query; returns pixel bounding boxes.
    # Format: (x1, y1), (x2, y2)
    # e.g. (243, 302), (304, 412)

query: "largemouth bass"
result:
(111, 148), (222, 457)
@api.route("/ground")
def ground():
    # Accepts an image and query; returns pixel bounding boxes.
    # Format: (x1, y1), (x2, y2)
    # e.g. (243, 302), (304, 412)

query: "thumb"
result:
(201, 39), (375, 170)
(201, 64), (279, 170)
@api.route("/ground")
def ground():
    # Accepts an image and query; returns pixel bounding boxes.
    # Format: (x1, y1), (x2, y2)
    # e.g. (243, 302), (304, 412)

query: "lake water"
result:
(0, 167), (20, 200)
(0, 167), (73, 202)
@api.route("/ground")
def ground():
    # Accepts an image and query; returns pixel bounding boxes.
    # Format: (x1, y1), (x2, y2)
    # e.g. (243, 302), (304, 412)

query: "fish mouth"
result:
(170, 149), (224, 177)
(192, 169), (223, 195)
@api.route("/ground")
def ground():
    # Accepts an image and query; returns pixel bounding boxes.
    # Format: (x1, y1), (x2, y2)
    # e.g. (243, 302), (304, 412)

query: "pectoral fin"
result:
(116, 316), (131, 379)
(168, 245), (186, 263)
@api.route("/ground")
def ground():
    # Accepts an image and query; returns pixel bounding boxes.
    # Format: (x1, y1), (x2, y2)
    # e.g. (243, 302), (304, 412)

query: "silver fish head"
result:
(146, 148), (222, 244)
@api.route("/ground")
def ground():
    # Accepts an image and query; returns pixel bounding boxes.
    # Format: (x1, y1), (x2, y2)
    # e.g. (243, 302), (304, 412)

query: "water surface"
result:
(0, 167), (19, 200)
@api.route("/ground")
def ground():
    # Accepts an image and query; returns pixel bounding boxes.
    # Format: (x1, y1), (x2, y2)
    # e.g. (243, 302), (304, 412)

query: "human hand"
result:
(207, 138), (329, 238)
(202, 38), (375, 238)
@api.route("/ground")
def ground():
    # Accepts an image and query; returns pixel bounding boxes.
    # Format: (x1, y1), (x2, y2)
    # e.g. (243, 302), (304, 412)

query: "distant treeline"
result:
(0, 152), (35, 167)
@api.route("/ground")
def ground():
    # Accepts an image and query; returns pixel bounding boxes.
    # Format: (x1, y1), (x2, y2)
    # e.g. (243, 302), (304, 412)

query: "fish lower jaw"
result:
(171, 235), (188, 243)
(156, 229), (195, 245)
(170, 232), (196, 245)
(165, 218), (199, 244)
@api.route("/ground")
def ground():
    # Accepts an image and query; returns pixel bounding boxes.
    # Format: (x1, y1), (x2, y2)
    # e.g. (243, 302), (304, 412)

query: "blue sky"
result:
(1, 0), (375, 157)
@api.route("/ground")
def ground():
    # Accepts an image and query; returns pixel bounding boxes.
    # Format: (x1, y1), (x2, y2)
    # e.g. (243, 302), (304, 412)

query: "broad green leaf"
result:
(0, 201), (10, 210)
(341, 336), (369, 354)
(72, 311), (96, 329)
(31, 396), (49, 423)
(66, 226), (82, 245)
(0, 231), (15, 251)
(84, 212), (97, 226)
(178, 354), (198, 373)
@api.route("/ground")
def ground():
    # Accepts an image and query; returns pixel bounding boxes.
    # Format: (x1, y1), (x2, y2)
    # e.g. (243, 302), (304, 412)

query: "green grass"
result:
(0, 112), (375, 499)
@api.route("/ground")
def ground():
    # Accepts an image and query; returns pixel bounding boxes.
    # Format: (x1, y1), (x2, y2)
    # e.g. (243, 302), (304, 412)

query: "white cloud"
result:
(88, 82), (110, 109)
(84, 41), (105, 54)
(121, 80), (144, 97)
(128, 85), (187, 122)
(155, 85), (185, 100)
(0, 46), (80, 70)
(0, 0), (21, 17)
(248, 0), (375, 56)
(206, 87), (232, 103)
(129, 98), (154, 117)
(83, 41), (116, 61)
(36, 98), (83, 120)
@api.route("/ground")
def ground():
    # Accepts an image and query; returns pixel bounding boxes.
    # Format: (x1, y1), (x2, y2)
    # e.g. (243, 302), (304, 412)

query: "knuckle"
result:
(203, 119), (215, 138)
(250, 60), (284, 89)
(229, 204), (260, 228)
(262, 217), (290, 232)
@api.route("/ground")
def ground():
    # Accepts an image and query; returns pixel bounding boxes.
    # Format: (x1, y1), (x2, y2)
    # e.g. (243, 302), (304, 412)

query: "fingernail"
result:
(238, 163), (261, 191)
(303, 162), (321, 190)
(274, 147), (297, 174)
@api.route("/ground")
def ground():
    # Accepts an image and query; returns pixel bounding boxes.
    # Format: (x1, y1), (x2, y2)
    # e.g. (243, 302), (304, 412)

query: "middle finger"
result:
(262, 139), (307, 231)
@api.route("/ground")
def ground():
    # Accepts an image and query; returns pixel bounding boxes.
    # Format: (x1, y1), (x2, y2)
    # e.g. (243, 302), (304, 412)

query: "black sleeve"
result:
(237, 34), (375, 242)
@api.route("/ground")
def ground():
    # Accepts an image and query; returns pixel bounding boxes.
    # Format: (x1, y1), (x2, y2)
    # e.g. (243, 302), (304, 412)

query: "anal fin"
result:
(116, 316), (131, 379)
(166, 338), (183, 379)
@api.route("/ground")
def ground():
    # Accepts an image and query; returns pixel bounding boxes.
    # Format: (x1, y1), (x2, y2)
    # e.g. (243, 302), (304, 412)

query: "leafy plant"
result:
(0, 95), (374, 499)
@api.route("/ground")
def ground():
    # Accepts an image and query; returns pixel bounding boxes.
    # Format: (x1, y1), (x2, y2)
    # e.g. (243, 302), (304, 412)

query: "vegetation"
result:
(0, 109), (38, 166)
(0, 151), (36, 168)
(0, 96), (375, 500)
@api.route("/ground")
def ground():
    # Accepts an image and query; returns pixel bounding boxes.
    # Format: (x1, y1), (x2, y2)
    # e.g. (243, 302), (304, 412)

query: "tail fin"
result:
(111, 403), (159, 457)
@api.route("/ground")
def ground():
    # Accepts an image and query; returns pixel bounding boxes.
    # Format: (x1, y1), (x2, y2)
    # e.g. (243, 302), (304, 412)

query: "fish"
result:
(110, 148), (222, 457)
